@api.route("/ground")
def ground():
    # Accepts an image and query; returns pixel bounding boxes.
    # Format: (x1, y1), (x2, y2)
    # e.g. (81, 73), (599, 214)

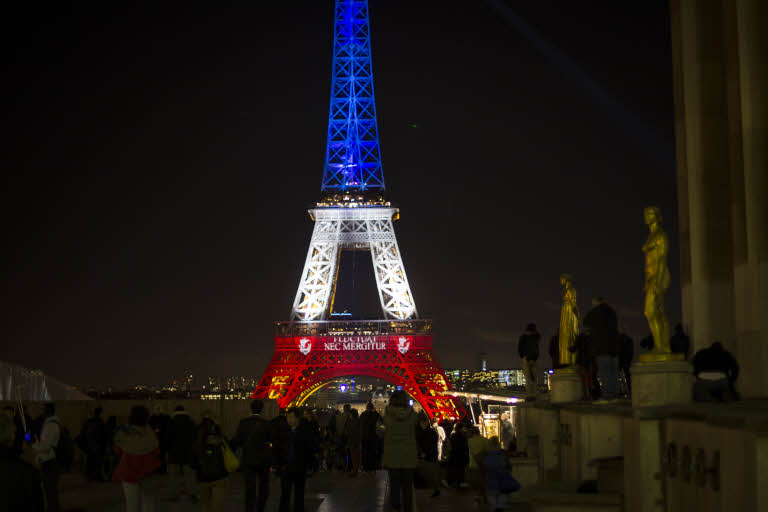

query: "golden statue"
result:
(639, 206), (682, 362)
(558, 274), (579, 368)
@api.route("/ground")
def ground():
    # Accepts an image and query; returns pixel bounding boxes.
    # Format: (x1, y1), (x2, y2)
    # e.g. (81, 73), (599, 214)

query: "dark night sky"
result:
(2, 1), (679, 386)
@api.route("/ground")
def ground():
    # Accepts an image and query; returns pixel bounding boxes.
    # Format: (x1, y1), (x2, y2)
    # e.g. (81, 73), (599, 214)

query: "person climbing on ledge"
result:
(692, 342), (740, 402)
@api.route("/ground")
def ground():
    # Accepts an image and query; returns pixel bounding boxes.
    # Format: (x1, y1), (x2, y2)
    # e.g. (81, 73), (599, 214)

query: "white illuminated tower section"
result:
(291, 207), (417, 321)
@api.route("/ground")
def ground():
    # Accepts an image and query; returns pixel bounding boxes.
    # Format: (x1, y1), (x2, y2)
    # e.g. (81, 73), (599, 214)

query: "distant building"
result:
(445, 368), (548, 391)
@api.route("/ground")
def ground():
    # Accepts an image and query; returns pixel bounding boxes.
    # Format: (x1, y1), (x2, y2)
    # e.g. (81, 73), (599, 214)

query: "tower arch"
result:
(253, 321), (463, 419)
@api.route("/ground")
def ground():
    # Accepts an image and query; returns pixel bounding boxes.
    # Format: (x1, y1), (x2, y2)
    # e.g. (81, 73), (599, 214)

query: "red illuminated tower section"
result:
(253, 320), (461, 418)
(252, 0), (462, 418)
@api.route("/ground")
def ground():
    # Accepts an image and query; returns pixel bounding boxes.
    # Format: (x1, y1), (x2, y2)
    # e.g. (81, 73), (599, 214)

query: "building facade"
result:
(670, 0), (767, 397)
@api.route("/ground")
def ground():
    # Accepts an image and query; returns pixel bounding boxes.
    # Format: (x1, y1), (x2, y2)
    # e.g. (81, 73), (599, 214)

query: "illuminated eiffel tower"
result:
(253, 0), (462, 418)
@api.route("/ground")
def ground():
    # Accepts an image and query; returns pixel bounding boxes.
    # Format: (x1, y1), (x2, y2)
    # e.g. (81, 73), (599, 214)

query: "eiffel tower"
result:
(253, 0), (462, 418)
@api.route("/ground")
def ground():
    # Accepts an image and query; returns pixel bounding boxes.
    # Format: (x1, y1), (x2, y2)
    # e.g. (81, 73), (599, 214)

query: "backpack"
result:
(198, 436), (227, 481)
(51, 420), (75, 471)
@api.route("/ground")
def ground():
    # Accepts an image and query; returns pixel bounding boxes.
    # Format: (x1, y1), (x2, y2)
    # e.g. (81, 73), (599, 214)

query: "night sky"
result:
(3, 1), (679, 386)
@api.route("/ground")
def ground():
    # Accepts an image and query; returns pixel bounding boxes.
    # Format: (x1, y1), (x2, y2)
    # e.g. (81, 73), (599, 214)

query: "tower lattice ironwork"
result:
(321, 0), (384, 192)
(253, 0), (463, 419)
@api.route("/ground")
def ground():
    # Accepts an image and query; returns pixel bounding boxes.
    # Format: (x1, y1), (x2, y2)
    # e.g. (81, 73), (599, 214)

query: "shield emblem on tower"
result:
(398, 336), (410, 354)
(298, 337), (312, 355)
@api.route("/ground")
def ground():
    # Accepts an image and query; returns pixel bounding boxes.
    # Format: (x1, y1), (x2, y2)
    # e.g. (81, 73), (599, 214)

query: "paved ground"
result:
(61, 470), (329, 512)
(58, 469), (497, 512)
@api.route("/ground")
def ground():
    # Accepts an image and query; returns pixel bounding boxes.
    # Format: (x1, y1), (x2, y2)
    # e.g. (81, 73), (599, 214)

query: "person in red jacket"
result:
(112, 406), (161, 512)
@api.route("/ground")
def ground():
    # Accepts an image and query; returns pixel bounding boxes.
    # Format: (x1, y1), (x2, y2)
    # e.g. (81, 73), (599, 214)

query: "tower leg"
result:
(291, 218), (341, 321)
(367, 219), (418, 319)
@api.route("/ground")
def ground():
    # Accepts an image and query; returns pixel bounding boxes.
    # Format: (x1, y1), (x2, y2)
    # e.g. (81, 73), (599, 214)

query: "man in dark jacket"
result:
(167, 406), (197, 501)
(148, 404), (170, 474)
(359, 402), (381, 472)
(517, 323), (541, 399)
(570, 331), (598, 400)
(500, 413), (515, 452)
(275, 408), (317, 512)
(583, 297), (619, 399)
(2, 406), (26, 457)
(416, 415), (440, 497)
(231, 400), (273, 512)
(447, 423), (470, 488)
(548, 329), (560, 370)
(0, 415), (44, 512)
(692, 342), (740, 401)
(82, 406), (106, 481)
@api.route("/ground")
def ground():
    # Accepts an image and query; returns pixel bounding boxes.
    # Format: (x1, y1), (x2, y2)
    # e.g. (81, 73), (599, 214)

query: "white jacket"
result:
(34, 416), (61, 464)
(433, 424), (446, 443)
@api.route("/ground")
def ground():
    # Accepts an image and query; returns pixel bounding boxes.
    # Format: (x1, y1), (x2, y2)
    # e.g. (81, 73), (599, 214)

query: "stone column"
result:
(549, 368), (581, 403)
(671, 0), (736, 354)
(735, 0), (768, 398)
(757, 433), (768, 512)
(631, 360), (693, 407)
(722, 0), (751, 385)
(670, 0), (692, 338)
(636, 419), (664, 512)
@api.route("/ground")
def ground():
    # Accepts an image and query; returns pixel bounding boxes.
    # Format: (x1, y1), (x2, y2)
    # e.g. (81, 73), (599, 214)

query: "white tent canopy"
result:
(0, 361), (90, 401)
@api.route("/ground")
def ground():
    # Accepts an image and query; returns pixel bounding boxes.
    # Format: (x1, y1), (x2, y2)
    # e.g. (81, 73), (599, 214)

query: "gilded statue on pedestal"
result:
(558, 274), (579, 368)
(640, 206), (682, 362)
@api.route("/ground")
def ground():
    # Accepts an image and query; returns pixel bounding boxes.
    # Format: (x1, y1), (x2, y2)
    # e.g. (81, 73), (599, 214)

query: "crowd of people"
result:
(526, 296), (740, 402)
(1, 402), (69, 512)
(1, 396), (525, 512)
(2, 311), (743, 512)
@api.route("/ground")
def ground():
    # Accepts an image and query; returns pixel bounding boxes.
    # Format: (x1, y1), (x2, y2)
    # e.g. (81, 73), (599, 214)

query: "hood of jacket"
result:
(43, 415), (61, 426)
(387, 406), (414, 422)
(114, 425), (158, 455)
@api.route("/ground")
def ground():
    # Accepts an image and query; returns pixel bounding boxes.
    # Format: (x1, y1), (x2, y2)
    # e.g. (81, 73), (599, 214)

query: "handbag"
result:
(499, 471), (521, 493)
(222, 440), (240, 473)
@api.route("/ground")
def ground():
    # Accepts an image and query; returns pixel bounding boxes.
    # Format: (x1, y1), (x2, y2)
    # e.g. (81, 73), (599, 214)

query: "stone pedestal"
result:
(631, 360), (693, 407)
(550, 368), (582, 403)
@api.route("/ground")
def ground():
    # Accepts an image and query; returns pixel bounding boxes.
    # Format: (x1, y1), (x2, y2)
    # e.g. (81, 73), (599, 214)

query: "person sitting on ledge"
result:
(639, 333), (654, 352)
(692, 342), (740, 402)
(670, 323), (691, 359)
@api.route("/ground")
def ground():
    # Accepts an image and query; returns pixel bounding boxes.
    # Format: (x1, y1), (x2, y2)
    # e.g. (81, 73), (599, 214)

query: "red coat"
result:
(112, 446), (161, 483)
(111, 426), (161, 483)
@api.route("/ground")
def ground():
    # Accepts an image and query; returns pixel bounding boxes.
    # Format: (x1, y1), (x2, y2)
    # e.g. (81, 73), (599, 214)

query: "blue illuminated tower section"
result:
(321, 0), (384, 193)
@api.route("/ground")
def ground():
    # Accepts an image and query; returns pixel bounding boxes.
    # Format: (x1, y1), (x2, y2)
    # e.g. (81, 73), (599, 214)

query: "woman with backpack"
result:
(112, 406), (161, 512)
(381, 391), (419, 512)
(345, 408), (361, 476)
(193, 417), (230, 512)
(103, 415), (119, 479)
(483, 436), (520, 512)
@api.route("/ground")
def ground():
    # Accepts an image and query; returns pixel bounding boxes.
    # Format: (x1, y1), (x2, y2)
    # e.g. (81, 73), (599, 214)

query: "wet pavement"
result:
(58, 469), (501, 512)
